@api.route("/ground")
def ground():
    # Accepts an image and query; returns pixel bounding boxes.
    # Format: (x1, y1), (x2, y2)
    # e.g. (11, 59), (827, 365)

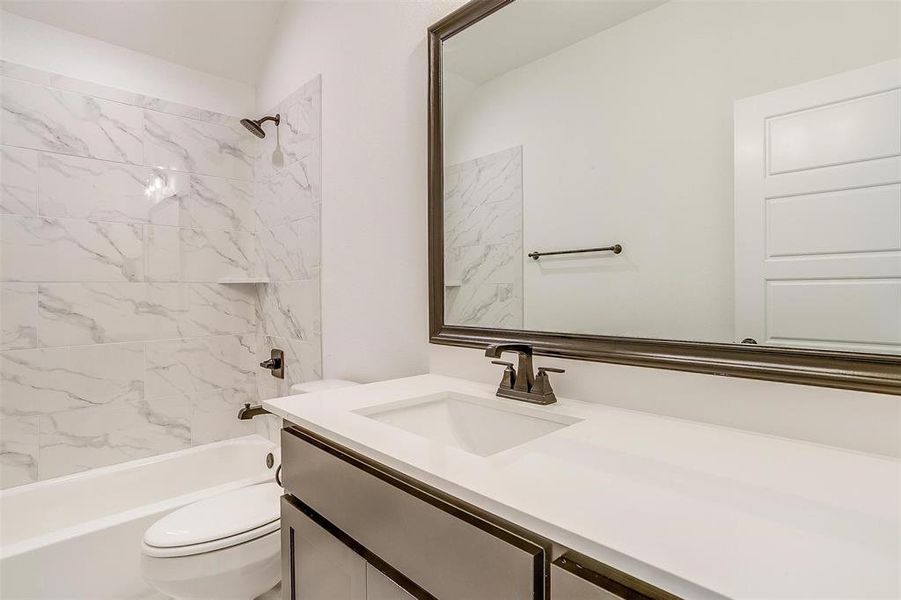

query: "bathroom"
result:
(0, 0), (898, 598)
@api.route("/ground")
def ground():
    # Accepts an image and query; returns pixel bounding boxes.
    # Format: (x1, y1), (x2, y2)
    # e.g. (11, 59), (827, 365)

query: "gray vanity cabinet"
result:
(281, 496), (418, 600)
(281, 425), (549, 600)
(366, 565), (416, 600)
(550, 553), (681, 600)
(281, 496), (366, 600)
(281, 424), (680, 600)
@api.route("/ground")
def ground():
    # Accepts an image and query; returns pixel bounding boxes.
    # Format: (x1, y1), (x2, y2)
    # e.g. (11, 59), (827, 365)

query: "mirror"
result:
(438, 0), (900, 360)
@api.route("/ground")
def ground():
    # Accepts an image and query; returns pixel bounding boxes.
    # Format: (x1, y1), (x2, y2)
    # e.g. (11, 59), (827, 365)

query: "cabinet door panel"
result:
(367, 565), (416, 600)
(281, 497), (366, 600)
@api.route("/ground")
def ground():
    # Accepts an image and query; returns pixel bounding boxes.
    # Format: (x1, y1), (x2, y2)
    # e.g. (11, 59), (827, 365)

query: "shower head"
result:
(240, 114), (280, 138)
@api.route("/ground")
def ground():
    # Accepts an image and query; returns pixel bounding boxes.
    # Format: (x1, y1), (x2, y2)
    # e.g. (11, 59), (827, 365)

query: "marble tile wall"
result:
(253, 77), (323, 411)
(444, 146), (524, 328)
(0, 63), (283, 489)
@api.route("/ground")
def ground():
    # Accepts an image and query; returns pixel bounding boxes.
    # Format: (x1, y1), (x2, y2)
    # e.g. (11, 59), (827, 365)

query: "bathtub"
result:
(0, 435), (278, 600)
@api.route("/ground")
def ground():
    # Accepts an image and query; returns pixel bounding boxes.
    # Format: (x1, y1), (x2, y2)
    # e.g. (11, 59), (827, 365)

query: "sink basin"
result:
(354, 392), (581, 457)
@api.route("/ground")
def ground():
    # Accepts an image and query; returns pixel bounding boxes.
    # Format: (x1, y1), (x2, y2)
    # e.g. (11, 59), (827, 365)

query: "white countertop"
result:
(264, 374), (900, 599)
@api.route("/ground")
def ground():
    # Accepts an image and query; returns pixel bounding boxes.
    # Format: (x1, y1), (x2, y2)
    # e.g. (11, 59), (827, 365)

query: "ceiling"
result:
(0, 0), (285, 84)
(444, 0), (668, 84)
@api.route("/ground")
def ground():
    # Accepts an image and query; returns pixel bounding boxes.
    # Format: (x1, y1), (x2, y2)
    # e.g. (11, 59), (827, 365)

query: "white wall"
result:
(0, 11), (254, 116)
(444, 0), (901, 342)
(257, 1), (465, 383)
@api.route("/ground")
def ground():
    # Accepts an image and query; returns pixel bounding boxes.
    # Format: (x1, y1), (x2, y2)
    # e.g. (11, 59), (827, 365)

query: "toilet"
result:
(141, 379), (359, 599)
(141, 482), (282, 600)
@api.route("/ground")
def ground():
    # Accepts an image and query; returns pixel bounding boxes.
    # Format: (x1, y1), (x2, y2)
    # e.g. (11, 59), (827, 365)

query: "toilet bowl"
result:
(141, 482), (282, 600)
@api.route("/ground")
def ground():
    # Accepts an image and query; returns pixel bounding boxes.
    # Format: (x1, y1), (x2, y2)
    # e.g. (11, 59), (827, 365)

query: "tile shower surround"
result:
(444, 146), (524, 328)
(0, 62), (322, 488)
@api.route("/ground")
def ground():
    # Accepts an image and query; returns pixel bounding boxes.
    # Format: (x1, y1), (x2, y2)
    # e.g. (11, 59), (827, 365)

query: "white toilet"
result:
(141, 482), (282, 600)
(141, 379), (359, 599)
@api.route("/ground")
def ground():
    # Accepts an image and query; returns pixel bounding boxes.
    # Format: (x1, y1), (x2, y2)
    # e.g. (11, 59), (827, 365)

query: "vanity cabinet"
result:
(281, 425), (679, 600)
(280, 496), (366, 600)
(366, 565), (417, 600)
(551, 553), (680, 600)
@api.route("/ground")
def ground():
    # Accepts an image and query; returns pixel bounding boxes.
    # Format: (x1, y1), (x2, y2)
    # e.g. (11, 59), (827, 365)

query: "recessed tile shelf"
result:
(217, 277), (271, 285)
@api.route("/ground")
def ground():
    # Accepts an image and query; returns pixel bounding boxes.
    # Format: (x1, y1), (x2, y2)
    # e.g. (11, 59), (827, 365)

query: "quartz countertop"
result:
(264, 374), (899, 599)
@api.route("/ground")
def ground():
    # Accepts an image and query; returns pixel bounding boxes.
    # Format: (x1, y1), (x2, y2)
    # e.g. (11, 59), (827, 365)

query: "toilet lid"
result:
(144, 482), (282, 550)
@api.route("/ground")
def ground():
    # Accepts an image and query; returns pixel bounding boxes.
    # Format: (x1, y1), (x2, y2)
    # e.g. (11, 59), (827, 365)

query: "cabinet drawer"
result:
(551, 552), (681, 600)
(281, 426), (548, 600)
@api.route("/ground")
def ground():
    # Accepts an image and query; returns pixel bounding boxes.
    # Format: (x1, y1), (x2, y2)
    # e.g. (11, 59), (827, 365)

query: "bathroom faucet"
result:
(484, 343), (564, 405)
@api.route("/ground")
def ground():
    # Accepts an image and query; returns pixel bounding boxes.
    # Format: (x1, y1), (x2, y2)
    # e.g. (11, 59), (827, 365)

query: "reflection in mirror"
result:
(441, 0), (901, 355)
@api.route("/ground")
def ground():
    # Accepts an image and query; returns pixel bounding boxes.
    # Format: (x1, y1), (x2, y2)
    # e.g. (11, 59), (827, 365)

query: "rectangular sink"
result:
(354, 392), (581, 457)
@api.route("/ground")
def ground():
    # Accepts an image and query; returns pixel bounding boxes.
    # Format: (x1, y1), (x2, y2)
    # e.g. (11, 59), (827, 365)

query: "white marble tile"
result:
(137, 97), (235, 126)
(283, 81), (321, 165)
(255, 335), (322, 399)
(189, 385), (258, 445)
(186, 283), (257, 336)
(1, 60), (141, 107)
(144, 334), (255, 399)
(254, 215), (320, 282)
(256, 279), (320, 341)
(443, 147), (523, 329)
(38, 153), (178, 225)
(445, 196), (522, 249)
(0, 61), (236, 127)
(144, 225), (253, 282)
(1, 283), (37, 351)
(143, 110), (255, 181)
(255, 81), (321, 179)
(254, 157), (318, 229)
(0, 414), (39, 488)
(36, 282), (255, 347)
(445, 242), (522, 289)
(0, 146), (37, 215)
(1, 77), (143, 164)
(177, 172), (254, 231)
(36, 283), (181, 346)
(0, 342), (144, 416)
(1, 216), (144, 282)
(446, 283), (522, 329)
(444, 146), (522, 248)
(38, 395), (190, 480)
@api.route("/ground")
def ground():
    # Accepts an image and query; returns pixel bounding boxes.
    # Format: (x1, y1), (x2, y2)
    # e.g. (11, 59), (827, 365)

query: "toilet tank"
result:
(290, 379), (359, 394)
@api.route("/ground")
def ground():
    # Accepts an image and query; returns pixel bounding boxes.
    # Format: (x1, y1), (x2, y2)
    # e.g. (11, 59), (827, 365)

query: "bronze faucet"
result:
(484, 343), (564, 405)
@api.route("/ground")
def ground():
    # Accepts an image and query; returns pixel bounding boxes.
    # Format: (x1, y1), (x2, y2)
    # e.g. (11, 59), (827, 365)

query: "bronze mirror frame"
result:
(427, 0), (900, 395)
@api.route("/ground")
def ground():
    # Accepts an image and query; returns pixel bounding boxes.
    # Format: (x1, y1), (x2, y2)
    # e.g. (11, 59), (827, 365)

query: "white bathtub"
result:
(0, 435), (278, 600)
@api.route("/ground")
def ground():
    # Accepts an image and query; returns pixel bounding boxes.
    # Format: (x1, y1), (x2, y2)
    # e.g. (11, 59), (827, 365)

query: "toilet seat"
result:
(142, 482), (282, 558)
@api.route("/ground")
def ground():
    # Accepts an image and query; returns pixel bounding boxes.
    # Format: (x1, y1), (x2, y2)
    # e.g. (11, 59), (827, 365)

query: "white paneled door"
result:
(734, 59), (901, 354)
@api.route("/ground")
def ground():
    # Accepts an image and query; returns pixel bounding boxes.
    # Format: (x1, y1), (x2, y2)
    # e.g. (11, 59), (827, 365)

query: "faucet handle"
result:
(532, 366), (565, 398)
(491, 360), (516, 389)
(537, 366), (565, 375)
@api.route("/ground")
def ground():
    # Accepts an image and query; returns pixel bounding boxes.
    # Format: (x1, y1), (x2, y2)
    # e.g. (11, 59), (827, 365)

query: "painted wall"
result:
(444, 0), (901, 342)
(0, 11), (255, 116)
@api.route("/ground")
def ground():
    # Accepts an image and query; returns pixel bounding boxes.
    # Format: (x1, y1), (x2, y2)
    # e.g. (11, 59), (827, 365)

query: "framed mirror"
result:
(428, 0), (901, 394)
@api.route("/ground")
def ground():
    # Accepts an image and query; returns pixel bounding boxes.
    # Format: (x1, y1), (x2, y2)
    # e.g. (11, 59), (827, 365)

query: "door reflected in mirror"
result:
(441, 0), (901, 356)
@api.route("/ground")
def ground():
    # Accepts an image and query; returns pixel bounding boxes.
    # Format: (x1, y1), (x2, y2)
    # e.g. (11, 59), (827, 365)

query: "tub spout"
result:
(237, 403), (271, 420)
